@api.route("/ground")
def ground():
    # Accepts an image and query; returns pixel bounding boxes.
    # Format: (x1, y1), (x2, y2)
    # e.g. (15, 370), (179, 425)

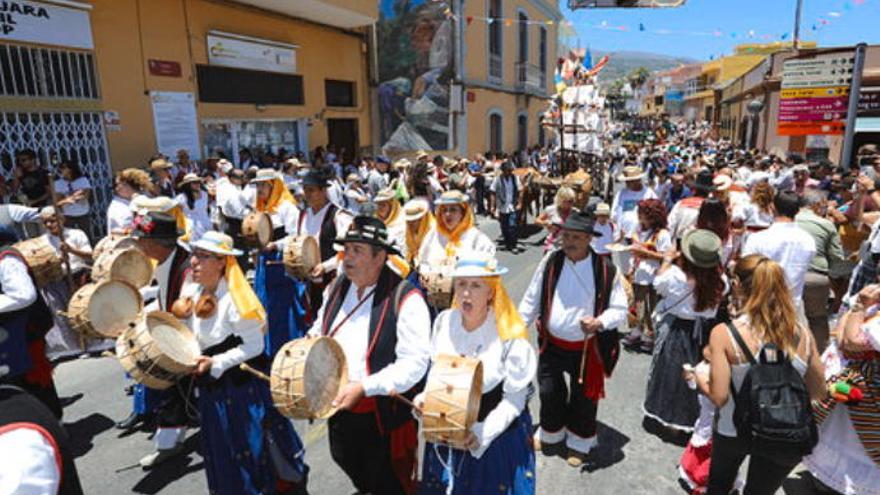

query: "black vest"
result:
(318, 204), (338, 263)
(321, 266), (424, 431)
(0, 386), (83, 494)
(163, 247), (192, 311)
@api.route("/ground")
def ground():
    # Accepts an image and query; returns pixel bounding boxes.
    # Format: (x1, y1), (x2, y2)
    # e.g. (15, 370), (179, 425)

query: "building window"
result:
(325, 80), (355, 107)
(517, 114), (528, 151)
(539, 27), (548, 83)
(517, 12), (528, 64)
(538, 118), (546, 147)
(489, 112), (502, 152)
(0, 43), (99, 100)
(488, 0), (502, 80)
(197, 65), (304, 105)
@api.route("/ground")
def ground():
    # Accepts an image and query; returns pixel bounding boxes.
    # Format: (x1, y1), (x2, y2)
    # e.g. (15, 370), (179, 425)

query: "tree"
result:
(627, 67), (651, 88)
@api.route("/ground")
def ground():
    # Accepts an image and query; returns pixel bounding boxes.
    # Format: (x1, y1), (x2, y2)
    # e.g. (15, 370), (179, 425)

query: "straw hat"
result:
(680, 229), (722, 268)
(178, 173), (202, 187)
(435, 190), (469, 206)
(393, 158), (412, 170)
(149, 158), (173, 171)
(594, 203), (611, 216)
(190, 231), (243, 257)
(404, 198), (430, 221)
(373, 187), (396, 203)
(712, 175), (732, 192)
(450, 252), (508, 278)
(617, 166), (645, 182)
(251, 168), (279, 182)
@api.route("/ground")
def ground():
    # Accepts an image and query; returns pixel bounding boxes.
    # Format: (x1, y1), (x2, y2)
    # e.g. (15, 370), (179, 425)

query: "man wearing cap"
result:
(123, 212), (196, 468)
(519, 210), (628, 467)
(667, 168), (714, 243)
(311, 216), (430, 495)
(611, 165), (657, 238)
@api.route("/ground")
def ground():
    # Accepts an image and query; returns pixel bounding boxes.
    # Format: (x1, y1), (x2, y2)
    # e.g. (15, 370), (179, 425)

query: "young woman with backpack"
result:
(695, 254), (825, 495)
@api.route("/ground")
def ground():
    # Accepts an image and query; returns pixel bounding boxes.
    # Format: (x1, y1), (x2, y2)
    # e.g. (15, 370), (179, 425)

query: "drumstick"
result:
(578, 338), (589, 385)
(239, 362), (271, 382)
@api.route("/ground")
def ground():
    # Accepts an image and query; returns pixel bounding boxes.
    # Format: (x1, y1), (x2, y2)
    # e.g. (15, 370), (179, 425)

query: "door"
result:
(327, 119), (358, 164)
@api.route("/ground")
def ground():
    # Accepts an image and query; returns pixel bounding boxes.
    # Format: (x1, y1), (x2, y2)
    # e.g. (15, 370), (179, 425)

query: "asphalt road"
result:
(54, 216), (820, 494)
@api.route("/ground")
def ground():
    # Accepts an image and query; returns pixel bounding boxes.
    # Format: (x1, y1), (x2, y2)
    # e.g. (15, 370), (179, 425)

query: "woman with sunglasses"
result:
(179, 231), (308, 495)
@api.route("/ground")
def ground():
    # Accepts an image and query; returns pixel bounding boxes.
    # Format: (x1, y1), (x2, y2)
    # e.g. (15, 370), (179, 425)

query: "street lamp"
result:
(747, 98), (764, 115)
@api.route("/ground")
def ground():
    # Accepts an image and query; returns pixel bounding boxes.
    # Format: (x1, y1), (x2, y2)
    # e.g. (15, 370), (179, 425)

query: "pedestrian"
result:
(611, 165), (657, 239)
(149, 156), (176, 198)
(590, 202), (616, 256)
(11, 148), (51, 208)
(107, 168), (151, 235)
(491, 161), (523, 253)
(536, 186), (576, 253)
(53, 159), (92, 239)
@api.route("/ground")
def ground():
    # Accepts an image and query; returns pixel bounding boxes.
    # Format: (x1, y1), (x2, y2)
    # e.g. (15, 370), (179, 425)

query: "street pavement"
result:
(55, 215), (820, 494)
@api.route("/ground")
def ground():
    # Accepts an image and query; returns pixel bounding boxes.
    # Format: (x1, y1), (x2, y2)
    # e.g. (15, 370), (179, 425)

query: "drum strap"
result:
(328, 288), (376, 338)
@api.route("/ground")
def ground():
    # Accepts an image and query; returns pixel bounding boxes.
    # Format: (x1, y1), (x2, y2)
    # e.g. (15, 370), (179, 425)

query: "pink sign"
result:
(779, 111), (845, 122)
(779, 96), (848, 112)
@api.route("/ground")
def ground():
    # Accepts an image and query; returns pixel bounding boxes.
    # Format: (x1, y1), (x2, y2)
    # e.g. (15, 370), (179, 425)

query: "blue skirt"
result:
(255, 250), (308, 358)
(420, 411), (536, 495)
(132, 382), (165, 416)
(198, 373), (308, 495)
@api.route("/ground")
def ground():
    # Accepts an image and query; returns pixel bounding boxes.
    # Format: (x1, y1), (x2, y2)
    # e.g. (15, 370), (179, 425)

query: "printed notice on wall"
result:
(150, 91), (201, 160)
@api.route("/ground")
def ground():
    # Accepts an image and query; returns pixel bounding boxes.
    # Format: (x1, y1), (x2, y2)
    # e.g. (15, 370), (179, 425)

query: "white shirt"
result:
(0, 255), (37, 313)
(427, 309), (536, 458)
(591, 221), (616, 255)
(53, 177), (90, 217)
(44, 229), (91, 273)
(214, 177), (246, 219)
(742, 221), (816, 300)
(0, 426), (61, 495)
(1, 204), (39, 224)
(179, 279), (263, 379)
(733, 202), (773, 229)
(519, 252), (628, 342)
(107, 196), (133, 234)
(175, 193), (212, 241)
(667, 197), (703, 241)
(310, 280), (431, 398)
(653, 265), (720, 319)
(632, 228), (672, 286)
(611, 186), (657, 238)
(418, 227), (495, 268)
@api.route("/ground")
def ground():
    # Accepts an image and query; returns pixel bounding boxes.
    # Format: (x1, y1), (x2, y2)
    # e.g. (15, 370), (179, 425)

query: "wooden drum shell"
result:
(283, 235), (320, 279)
(116, 311), (199, 390)
(14, 236), (64, 288)
(242, 212), (273, 248)
(67, 280), (143, 339)
(270, 337), (348, 420)
(422, 354), (483, 450)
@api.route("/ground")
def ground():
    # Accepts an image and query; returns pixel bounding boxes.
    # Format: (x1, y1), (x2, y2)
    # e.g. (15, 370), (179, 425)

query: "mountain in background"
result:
(591, 50), (701, 82)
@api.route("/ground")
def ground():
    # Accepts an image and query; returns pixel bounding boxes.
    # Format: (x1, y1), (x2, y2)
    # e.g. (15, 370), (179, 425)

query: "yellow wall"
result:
(465, 88), (549, 154)
(88, 0), (371, 170)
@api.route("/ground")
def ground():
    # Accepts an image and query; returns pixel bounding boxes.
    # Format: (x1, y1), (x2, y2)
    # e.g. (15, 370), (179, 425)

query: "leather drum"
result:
(116, 311), (199, 390)
(422, 354), (483, 450)
(13, 236), (64, 288)
(283, 235), (320, 279)
(270, 336), (348, 420)
(92, 234), (138, 262)
(67, 280), (143, 339)
(92, 246), (154, 289)
(422, 270), (454, 309)
(242, 212), (273, 248)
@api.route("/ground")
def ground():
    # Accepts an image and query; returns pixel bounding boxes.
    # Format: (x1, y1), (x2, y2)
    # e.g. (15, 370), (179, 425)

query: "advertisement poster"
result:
(150, 91), (201, 160)
(376, 0), (453, 153)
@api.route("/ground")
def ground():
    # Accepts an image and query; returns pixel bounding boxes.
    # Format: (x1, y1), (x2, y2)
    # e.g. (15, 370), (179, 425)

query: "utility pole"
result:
(793, 0), (803, 50)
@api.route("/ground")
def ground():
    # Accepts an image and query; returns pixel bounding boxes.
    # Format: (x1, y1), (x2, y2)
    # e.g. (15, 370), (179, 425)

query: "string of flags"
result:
(431, 0), (871, 43)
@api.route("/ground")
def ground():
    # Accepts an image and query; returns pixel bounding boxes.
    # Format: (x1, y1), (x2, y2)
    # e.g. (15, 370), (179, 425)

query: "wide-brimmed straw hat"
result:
(373, 187), (396, 203)
(594, 203), (611, 216)
(450, 252), (508, 278)
(680, 229), (722, 268)
(178, 173), (202, 187)
(190, 231), (243, 257)
(149, 158), (173, 170)
(617, 166), (645, 182)
(435, 190), (469, 206)
(251, 168), (279, 182)
(404, 198), (430, 221)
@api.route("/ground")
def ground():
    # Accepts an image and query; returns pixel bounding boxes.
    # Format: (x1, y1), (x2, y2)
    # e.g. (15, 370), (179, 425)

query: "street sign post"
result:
(778, 50), (857, 138)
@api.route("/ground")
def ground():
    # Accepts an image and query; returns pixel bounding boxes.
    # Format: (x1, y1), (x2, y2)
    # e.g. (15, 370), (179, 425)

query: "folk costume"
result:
(519, 211), (627, 457)
(418, 191), (494, 269)
(183, 232), (308, 495)
(310, 216), (431, 495)
(251, 169), (303, 357)
(175, 174), (212, 242)
(0, 222), (61, 418)
(403, 198), (434, 268)
(420, 255), (537, 495)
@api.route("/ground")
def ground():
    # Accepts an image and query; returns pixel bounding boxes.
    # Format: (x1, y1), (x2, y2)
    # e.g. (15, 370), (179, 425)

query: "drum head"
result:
(87, 281), (143, 338)
(257, 214), (273, 245)
(301, 236), (320, 272)
(147, 312), (199, 367)
(304, 337), (347, 418)
(108, 248), (154, 288)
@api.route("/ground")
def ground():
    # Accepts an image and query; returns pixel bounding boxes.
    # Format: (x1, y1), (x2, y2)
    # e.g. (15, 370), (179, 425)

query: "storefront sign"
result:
(150, 91), (201, 160)
(0, 1), (93, 49)
(148, 59), (182, 78)
(207, 31), (297, 75)
(859, 90), (880, 118)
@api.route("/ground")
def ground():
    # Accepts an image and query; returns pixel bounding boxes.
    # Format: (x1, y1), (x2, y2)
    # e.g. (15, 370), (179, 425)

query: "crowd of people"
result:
(1, 119), (880, 495)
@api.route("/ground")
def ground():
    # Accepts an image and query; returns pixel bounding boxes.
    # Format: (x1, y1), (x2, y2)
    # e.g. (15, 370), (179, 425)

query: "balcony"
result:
(489, 53), (503, 82)
(515, 62), (546, 95)
(231, 0), (376, 28)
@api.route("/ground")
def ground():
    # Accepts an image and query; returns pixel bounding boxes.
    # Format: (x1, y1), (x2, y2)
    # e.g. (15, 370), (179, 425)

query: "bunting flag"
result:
(586, 55), (610, 77)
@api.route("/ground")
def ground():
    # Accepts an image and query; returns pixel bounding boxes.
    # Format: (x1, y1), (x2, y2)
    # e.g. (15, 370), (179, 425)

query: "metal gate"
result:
(0, 111), (113, 238)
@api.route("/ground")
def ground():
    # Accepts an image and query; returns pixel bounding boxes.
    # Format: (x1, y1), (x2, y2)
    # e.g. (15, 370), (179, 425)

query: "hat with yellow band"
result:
(190, 231), (244, 257)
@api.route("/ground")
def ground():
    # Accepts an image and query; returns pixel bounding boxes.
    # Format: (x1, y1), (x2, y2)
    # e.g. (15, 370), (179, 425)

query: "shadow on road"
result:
(580, 421), (630, 473)
(65, 413), (115, 458)
(132, 432), (204, 494)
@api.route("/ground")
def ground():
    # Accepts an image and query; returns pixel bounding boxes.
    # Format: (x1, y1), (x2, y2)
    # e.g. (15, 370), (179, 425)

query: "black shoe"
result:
(116, 412), (146, 431)
(124, 385), (134, 396)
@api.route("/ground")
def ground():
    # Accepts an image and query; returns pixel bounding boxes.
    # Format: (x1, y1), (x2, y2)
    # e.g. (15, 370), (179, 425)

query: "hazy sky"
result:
(561, 0), (877, 61)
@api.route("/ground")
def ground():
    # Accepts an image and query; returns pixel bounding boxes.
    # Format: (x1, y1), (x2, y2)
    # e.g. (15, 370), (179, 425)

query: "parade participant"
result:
(611, 165), (657, 238)
(806, 282), (880, 495)
(418, 252), (537, 495)
(418, 190), (494, 268)
(0, 385), (84, 495)
(287, 168), (353, 318)
(107, 168), (151, 235)
(120, 213), (195, 468)
(536, 186), (576, 252)
(175, 173), (212, 241)
(668, 169), (714, 242)
(374, 187), (406, 259)
(623, 198), (671, 353)
(519, 210), (628, 466)
(343, 173), (369, 215)
(404, 198), (433, 267)
(311, 216), (431, 495)
(149, 156), (176, 197)
(181, 231), (308, 494)
(213, 160), (247, 251)
(53, 159), (92, 238)
(698, 255), (824, 495)
(37, 207), (100, 361)
(591, 203), (616, 256)
(643, 229), (725, 435)
(0, 220), (60, 418)
(249, 168), (302, 357)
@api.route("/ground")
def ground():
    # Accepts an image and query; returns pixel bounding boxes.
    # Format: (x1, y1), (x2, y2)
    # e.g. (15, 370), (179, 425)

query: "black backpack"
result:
(727, 322), (818, 463)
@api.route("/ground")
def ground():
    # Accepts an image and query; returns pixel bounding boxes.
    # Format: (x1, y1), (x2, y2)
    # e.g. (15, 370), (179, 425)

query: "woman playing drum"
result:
(417, 190), (494, 268)
(417, 252), (537, 495)
(182, 231), (308, 494)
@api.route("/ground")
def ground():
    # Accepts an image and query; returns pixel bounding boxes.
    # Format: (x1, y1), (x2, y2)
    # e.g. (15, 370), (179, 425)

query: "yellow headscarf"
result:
(168, 205), (192, 242)
(256, 177), (296, 214)
(225, 255), (266, 324)
(452, 274), (527, 341)
(436, 202), (474, 258)
(406, 213), (435, 264)
(381, 199), (402, 227)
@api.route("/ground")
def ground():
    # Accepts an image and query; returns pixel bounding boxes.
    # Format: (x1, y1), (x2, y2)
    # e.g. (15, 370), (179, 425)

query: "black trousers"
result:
(538, 343), (598, 440)
(706, 433), (800, 495)
(223, 216), (249, 271)
(328, 411), (404, 495)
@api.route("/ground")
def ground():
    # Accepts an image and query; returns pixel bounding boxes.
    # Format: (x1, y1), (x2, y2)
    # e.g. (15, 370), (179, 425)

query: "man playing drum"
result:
(119, 212), (195, 469)
(519, 210), (628, 467)
(310, 216), (430, 495)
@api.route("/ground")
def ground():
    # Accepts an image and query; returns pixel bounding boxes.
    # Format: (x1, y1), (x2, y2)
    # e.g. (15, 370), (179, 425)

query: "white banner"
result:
(0, 1), (93, 50)
(207, 32), (297, 75)
(150, 92), (201, 161)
